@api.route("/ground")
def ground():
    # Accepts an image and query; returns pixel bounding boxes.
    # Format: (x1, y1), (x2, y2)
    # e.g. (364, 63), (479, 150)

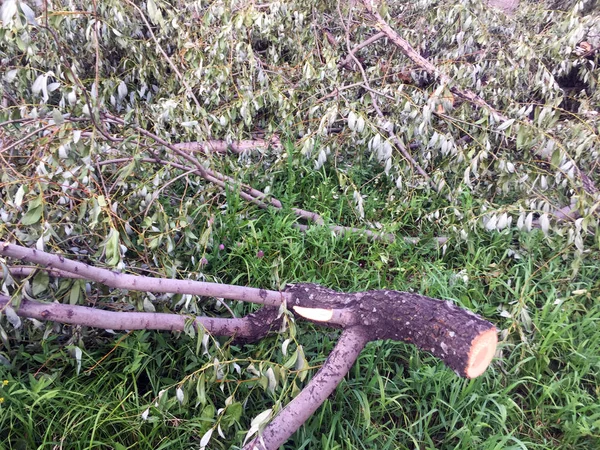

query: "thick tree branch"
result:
(244, 326), (370, 450)
(287, 283), (497, 379)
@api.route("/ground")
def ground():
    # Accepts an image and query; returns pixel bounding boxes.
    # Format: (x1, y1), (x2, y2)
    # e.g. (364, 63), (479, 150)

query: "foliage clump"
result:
(1, 0), (599, 448)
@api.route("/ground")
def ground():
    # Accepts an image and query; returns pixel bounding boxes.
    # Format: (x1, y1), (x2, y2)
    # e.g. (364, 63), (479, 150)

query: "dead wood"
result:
(0, 241), (497, 450)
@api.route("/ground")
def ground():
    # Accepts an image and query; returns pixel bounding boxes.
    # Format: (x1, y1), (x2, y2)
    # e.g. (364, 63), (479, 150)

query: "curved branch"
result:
(244, 326), (370, 450)
(0, 295), (280, 340)
(0, 242), (287, 307)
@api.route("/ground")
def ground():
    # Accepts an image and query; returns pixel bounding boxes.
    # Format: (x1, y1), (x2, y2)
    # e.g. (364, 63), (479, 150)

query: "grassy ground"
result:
(1, 154), (599, 449)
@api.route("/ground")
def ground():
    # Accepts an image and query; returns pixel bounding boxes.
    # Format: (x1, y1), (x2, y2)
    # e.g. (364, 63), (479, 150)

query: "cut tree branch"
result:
(1, 242), (497, 379)
(1, 242), (497, 450)
(286, 283), (497, 379)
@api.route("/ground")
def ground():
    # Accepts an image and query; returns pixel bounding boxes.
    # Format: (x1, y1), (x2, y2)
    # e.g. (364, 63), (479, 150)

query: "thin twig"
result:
(0, 123), (55, 155)
(7, 266), (87, 280)
(338, 31), (385, 69)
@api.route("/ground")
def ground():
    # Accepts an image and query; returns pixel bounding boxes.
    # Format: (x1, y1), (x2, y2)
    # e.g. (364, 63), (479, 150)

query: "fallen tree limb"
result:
(0, 295), (280, 340)
(1, 241), (497, 449)
(0, 241), (497, 380)
(98, 148), (396, 241)
(360, 0), (507, 119)
(336, 4), (440, 191)
(0, 242), (286, 307)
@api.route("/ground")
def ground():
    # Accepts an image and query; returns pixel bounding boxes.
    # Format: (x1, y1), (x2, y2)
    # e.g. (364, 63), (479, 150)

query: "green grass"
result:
(1, 154), (599, 449)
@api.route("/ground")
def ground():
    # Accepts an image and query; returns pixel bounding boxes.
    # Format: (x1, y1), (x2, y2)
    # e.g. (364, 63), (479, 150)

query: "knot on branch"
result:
(233, 306), (282, 344)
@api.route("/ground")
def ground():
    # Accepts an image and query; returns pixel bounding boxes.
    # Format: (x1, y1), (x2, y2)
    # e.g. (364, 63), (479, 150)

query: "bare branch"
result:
(0, 242), (287, 307)
(2, 244), (498, 379)
(2, 246), (498, 450)
(244, 326), (370, 450)
(0, 295), (280, 340)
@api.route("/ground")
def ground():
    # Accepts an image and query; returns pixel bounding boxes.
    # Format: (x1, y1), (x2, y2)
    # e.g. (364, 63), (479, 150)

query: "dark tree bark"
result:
(286, 283), (497, 379)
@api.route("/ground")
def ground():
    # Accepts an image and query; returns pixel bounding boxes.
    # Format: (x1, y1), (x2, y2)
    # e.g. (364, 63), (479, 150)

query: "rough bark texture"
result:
(244, 326), (370, 450)
(287, 283), (497, 378)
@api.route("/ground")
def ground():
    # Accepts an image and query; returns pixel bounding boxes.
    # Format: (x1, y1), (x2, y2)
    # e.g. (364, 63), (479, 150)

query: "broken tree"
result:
(0, 241), (497, 449)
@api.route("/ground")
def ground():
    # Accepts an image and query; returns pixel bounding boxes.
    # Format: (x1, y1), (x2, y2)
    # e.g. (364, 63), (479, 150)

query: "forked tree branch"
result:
(1, 241), (498, 450)
(0, 241), (496, 379)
